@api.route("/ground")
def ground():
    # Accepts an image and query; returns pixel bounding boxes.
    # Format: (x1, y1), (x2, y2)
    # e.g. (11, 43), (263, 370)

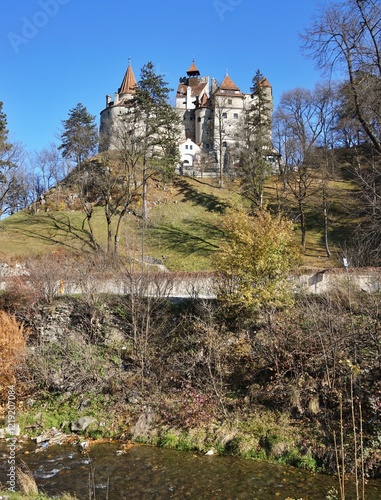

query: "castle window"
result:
(222, 113), (227, 118)
(223, 141), (227, 147)
(185, 145), (189, 149)
(190, 145), (193, 150)
(228, 99), (232, 105)
(234, 113), (239, 119)
(205, 143), (210, 149)
(197, 117), (201, 122)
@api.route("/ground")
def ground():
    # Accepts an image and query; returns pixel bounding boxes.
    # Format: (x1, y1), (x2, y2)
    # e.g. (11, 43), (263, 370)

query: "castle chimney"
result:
(106, 95), (112, 107)
(114, 92), (119, 105)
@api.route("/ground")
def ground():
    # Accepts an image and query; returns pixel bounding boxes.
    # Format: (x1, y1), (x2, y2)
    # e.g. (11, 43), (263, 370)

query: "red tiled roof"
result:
(119, 64), (137, 95)
(260, 77), (272, 88)
(220, 74), (240, 91)
(187, 61), (200, 74)
(199, 94), (209, 107)
(177, 82), (207, 99)
(191, 82), (207, 97)
(177, 83), (188, 95)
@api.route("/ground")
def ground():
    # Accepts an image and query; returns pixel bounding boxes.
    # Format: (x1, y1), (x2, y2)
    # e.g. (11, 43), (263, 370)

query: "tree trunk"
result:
(300, 203), (306, 252)
(323, 186), (331, 259)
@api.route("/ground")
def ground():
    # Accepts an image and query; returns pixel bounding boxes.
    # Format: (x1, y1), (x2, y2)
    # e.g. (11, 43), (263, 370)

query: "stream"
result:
(1, 442), (381, 499)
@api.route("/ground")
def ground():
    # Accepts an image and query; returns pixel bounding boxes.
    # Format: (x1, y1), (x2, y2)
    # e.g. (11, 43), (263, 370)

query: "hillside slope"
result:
(0, 167), (361, 271)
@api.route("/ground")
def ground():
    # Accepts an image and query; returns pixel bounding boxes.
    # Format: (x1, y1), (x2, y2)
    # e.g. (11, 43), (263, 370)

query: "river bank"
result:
(1, 289), (381, 490)
(2, 440), (381, 500)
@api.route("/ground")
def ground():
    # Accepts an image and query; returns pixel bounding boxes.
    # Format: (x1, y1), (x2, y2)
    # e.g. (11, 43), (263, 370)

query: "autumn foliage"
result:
(214, 206), (299, 313)
(0, 311), (28, 403)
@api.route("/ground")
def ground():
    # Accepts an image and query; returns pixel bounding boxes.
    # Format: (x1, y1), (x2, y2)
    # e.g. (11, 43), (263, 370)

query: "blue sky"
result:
(1, 0), (328, 154)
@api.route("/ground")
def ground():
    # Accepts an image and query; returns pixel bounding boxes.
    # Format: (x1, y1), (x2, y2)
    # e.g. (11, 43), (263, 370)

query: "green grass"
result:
(0, 173), (364, 270)
(0, 209), (108, 257)
(0, 177), (240, 271)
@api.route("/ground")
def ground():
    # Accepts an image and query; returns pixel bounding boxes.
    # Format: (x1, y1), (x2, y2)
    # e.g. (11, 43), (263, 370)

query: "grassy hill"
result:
(0, 162), (362, 271)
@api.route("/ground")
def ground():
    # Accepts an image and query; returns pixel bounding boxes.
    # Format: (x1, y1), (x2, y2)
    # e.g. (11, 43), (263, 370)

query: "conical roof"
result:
(260, 77), (272, 88)
(119, 63), (137, 95)
(220, 74), (240, 91)
(187, 61), (200, 75)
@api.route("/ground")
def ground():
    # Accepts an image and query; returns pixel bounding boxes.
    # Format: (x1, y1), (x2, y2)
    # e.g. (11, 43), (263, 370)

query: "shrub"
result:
(0, 311), (29, 403)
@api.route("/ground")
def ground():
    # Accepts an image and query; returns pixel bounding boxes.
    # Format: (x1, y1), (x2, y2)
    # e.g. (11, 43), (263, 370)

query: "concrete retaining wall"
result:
(1, 267), (381, 299)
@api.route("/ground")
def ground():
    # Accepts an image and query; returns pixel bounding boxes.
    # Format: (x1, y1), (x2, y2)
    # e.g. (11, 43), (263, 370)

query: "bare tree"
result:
(35, 143), (66, 193)
(117, 263), (174, 391)
(273, 86), (326, 251)
(315, 82), (340, 258)
(302, 0), (381, 153)
(212, 95), (230, 187)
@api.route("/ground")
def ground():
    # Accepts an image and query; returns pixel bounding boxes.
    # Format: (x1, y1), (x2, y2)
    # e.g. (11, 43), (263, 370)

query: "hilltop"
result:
(0, 153), (362, 271)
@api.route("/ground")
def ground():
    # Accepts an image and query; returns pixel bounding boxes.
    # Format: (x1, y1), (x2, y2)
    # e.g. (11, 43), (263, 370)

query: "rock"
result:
(70, 417), (98, 432)
(78, 399), (91, 412)
(79, 441), (90, 451)
(205, 449), (215, 456)
(35, 428), (61, 444)
(132, 407), (156, 440)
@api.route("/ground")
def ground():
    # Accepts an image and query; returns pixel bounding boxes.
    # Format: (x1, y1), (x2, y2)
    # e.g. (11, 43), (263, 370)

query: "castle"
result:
(99, 61), (273, 175)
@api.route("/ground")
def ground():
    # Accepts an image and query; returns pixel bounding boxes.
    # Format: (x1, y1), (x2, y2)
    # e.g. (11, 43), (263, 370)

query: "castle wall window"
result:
(234, 113), (239, 119)
(197, 117), (201, 122)
(190, 145), (193, 150)
(185, 145), (189, 149)
(222, 112), (227, 118)
(228, 99), (232, 105)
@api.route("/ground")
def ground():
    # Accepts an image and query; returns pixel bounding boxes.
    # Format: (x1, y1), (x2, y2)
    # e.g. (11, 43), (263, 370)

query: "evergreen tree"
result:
(80, 63), (180, 255)
(0, 101), (18, 217)
(59, 103), (98, 167)
(133, 62), (180, 219)
(0, 102), (11, 159)
(238, 70), (273, 209)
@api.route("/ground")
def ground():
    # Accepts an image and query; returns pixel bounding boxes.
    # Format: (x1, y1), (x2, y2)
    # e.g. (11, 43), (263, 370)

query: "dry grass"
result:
(0, 311), (28, 403)
(16, 462), (38, 496)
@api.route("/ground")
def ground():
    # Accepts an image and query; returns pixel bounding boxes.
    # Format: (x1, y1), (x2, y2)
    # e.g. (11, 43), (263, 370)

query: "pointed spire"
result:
(220, 74), (240, 91)
(119, 61), (137, 95)
(187, 60), (200, 76)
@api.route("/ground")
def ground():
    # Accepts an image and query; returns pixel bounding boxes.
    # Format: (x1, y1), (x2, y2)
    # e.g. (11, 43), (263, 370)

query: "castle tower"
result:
(176, 61), (210, 142)
(99, 61), (137, 151)
(186, 60), (200, 87)
(212, 72), (245, 149)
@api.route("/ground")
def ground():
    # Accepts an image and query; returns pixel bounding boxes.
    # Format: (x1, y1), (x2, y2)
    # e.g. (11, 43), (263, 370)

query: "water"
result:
(1, 442), (381, 499)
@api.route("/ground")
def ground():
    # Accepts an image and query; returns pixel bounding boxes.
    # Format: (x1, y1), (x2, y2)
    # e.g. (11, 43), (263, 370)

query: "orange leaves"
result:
(0, 311), (28, 402)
